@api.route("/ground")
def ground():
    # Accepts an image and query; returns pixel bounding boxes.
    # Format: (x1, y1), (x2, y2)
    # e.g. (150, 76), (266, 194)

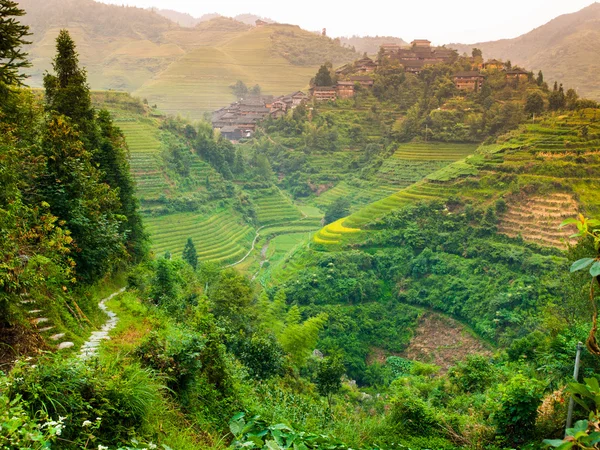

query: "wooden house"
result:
(411, 39), (431, 48)
(309, 86), (337, 101)
(381, 43), (401, 55)
(349, 76), (374, 88)
(453, 71), (485, 92)
(506, 68), (530, 82)
(483, 59), (503, 71)
(255, 19), (268, 27)
(291, 91), (308, 106)
(336, 81), (355, 99)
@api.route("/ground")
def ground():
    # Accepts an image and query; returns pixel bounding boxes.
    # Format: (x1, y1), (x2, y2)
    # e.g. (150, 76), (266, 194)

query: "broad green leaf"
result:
(231, 412), (245, 421)
(573, 419), (589, 433)
(571, 258), (595, 273)
(590, 261), (600, 277)
(588, 431), (600, 444)
(587, 219), (600, 227)
(586, 377), (600, 392)
(542, 440), (567, 447)
(560, 218), (579, 228)
(266, 440), (282, 450)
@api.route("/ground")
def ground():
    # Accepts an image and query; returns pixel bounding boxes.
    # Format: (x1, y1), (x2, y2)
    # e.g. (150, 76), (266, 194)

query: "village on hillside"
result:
(212, 38), (532, 141)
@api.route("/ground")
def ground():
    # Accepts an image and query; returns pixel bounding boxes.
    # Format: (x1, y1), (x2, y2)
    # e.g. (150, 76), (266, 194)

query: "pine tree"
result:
(182, 237), (198, 269)
(314, 65), (333, 87)
(43, 30), (95, 139)
(0, 0), (31, 90)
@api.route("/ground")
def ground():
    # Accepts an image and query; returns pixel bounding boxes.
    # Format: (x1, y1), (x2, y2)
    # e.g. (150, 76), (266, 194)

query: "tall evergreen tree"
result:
(182, 238), (198, 270)
(43, 30), (95, 140)
(0, 0), (31, 91)
(314, 65), (333, 87)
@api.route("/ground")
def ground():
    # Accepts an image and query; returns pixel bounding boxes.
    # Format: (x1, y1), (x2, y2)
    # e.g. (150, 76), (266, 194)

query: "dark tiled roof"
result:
(350, 76), (373, 81)
(506, 68), (529, 75)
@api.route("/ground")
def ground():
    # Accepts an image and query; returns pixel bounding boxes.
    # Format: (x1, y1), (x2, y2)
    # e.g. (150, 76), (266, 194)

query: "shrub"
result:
(234, 333), (285, 380)
(448, 355), (495, 393)
(7, 357), (161, 448)
(493, 374), (543, 444)
(135, 328), (205, 391)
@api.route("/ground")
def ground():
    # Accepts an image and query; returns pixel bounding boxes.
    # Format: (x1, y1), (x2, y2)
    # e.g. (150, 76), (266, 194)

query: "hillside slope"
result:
(452, 3), (600, 100)
(19, 0), (357, 119)
(316, 109), (600, 246)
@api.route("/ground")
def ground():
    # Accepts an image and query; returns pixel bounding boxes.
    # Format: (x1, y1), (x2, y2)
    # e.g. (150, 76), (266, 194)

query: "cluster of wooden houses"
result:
(452, 66), (530, 92)
(212, 91), (308, 140)
(308, 76), (374, 102)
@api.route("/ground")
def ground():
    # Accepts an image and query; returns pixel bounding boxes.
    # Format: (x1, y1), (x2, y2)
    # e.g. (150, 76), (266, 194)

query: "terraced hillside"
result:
(116, 119), (170, 200)
(497, 194), (579, 248)
(251, 189), (304, 226)
(313, 143), (478, 220)
(315, 110), (600, 246)
(23, 0), (357, 120)
(144, 210), (254, 262)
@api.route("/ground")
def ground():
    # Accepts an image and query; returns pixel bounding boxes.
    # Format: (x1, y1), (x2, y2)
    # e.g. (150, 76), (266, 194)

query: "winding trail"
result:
(225, 225), (265, 268)
(79, 287), (125, 360)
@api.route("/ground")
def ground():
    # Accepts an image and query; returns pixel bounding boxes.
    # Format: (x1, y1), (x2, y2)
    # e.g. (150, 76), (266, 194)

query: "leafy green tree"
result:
(525, 92), (544, 115)
(494, 374), (543, 444)
(250, 84), (261, 95)
(209, 269), (253, 326)
(314, 64), (333, 87)
(182, 237), (198, 270)
(324, 197), (350, 225)
(471, 48), (482, 58)
(536, 70), (544, 86)
(150, 257), (179, 304)
(548, 82), (566, 111)
(0, 0), (31, 92)
(565, 88), (579, 110)
(279, 307), (328, 368)
(255, 154), (273, 180)
(96, 110), (147, 261)
(316, 355), (345, 409)
(230, 80), (248, 99)
(43, 30), (95, 140)
(37, 116), (125, 282)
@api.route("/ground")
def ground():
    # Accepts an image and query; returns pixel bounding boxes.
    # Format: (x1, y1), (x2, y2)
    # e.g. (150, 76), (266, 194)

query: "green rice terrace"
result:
(315, 110), (600, 246)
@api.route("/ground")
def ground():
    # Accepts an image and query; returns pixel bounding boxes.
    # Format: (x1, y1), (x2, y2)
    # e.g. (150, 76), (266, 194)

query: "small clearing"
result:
(401, 312), (491, 372)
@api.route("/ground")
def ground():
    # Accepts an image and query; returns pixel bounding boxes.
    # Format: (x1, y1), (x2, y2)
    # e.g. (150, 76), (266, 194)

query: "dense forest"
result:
(2, 1), (600, 449)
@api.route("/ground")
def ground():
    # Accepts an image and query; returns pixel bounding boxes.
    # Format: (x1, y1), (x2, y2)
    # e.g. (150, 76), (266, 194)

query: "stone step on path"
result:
(79, 287), (125, 360)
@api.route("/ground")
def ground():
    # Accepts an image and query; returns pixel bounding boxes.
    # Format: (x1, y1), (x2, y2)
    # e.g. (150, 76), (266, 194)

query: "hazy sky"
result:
(98, 0), (596, 43)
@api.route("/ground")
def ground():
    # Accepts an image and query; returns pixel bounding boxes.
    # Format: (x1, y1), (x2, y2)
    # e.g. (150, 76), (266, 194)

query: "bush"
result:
(135, 328), (205, 391)
(387, 388), (438, 436)
(234, 333), (285, 380)
(448, 355), (495, 393)
(493, 374), (543, 444)
(7, 357), (161, 448)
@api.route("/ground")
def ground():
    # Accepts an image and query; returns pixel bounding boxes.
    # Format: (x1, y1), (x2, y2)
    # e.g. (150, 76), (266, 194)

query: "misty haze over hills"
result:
(17, 0), (600, 116)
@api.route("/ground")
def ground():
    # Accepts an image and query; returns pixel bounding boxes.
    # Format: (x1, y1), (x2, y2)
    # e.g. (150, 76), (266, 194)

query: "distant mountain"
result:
(451, 3), (600, 100)
(151, 8), (201, 27)
(339, 36), (408, 55)
(152, 9), (275, 28)
(18, 0), (356, 119)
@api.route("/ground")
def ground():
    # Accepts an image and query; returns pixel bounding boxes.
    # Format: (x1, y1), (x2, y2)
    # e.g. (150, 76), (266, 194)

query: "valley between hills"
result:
(2, 0), (600, 449)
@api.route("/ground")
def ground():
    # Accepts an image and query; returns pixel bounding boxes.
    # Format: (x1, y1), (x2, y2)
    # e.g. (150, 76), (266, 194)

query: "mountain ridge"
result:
(451, 2), (600, 99)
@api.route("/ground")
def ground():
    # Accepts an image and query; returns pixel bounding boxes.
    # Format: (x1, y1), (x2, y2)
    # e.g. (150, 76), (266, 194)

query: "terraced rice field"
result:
(133, 26), (318, 121)
(117, 119), (170, 200)
(498, 194), (579, 248)
(313, 142), (478, 225)
(252, 189), (304, 225)
(145, 210), (255, 262)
